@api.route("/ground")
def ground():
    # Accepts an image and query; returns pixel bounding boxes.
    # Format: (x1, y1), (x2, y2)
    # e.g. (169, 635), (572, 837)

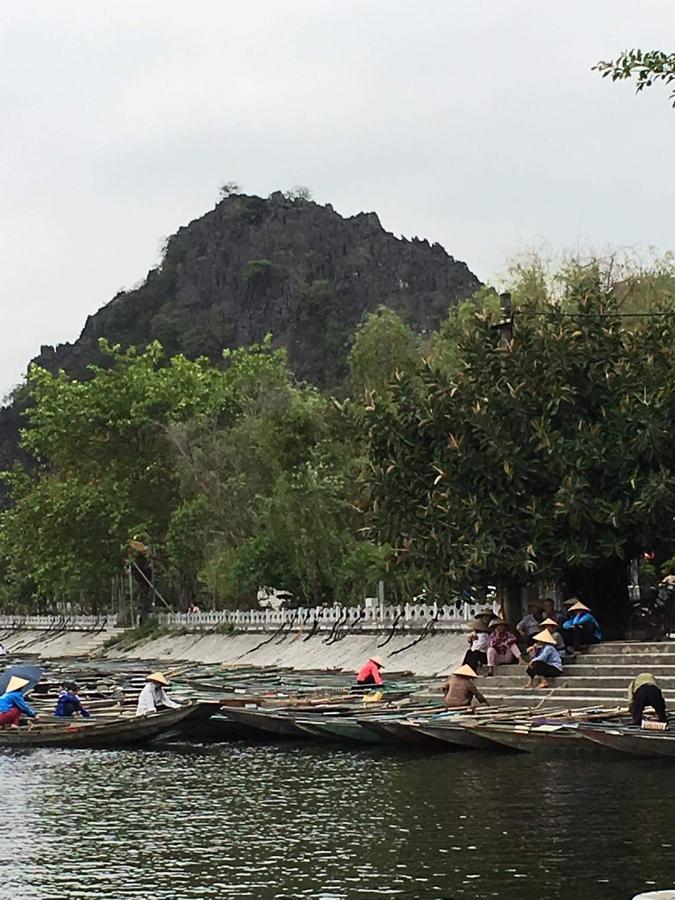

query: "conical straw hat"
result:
(6, 675), (29, 693)
(369, 656), (385, 668)
(568, 601), (590, 612)
(147, 672), (169, 686)
(532, 630), (557, 645)
(540, 617), (558, 627)
(452, 664), (478, 678)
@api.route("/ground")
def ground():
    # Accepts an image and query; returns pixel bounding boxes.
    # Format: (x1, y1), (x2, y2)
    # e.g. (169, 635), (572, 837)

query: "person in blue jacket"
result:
(562, 601), (602, 655)
(0, 676), (39, 727)
(54, 683), (91, 718)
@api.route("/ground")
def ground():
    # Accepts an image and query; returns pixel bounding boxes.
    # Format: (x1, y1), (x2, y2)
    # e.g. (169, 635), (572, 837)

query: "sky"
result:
(2, 0), (675, 397)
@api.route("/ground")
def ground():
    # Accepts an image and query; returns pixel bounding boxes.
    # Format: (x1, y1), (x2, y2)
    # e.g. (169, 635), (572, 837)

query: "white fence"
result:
(0, 615), (119, 631)
(0, 602), (497, 634)
(157, 601), (496, 633)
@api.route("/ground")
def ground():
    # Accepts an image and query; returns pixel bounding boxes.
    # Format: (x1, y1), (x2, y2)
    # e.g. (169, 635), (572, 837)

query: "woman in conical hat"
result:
(539, 617), (566, 655)
(441, 663), (488, 709)
(524, 630), (563, 690)
(136, 672), (181, 717)
(561, 601), (601, 656)
(356, 656), (385, 687)
(462, 614), (493, 673)
(0, 675), (38, 728)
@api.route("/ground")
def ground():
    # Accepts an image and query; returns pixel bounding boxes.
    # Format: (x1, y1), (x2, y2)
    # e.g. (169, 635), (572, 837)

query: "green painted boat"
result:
(413, 720), (499, 750)
(297, 717), (386, 743)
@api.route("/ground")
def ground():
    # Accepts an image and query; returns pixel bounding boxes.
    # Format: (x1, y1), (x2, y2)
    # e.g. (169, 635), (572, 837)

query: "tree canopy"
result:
(594, 49), (675, 106)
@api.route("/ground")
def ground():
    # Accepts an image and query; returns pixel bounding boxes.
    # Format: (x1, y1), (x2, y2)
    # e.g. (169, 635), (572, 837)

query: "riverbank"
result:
(0, 623), (467, 676)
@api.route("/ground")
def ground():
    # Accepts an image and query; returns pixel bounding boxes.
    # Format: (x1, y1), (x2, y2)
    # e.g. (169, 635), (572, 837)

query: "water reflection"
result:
(0, 742), (673, 899)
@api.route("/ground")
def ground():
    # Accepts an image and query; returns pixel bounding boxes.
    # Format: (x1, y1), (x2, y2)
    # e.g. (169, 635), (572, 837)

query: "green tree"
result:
(594, 50), (675, 106)
(348, 306), (421, 397)
(365, 258), (675, 632)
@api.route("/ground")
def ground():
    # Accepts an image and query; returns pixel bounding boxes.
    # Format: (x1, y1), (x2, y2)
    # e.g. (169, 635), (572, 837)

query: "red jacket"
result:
(356, 660), (383, 685)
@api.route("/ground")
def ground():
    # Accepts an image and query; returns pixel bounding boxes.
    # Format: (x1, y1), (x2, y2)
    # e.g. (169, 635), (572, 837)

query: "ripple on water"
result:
(0, 743), (673, 899)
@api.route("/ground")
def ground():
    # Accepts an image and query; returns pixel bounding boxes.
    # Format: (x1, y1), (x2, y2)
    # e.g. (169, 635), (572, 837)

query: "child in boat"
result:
(525, 631), (563, 689)
(54, 682), (91, 719)
(356, 656), (385, 686)
(628, 673), (669, 727)
(485, 619), (522, 675)
(0, 676), (38, 727)
(136, 672), (181, 716)
(442, 664), (488, 709)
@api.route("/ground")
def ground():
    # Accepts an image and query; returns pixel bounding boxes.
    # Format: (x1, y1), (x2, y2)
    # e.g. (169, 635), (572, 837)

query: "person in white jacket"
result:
(136, 672), (181, 716)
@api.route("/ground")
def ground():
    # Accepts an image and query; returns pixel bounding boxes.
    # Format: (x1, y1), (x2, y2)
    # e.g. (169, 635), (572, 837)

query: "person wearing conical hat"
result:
(356, 656), (385, 687)
(485, 619), (523, 676)
(135, 672), (181, 717)
(561, 601), (601, 656)
(441, 664), (489, 709)
(0, 675), (38, 728)
(461, 613), (493, 672)
(524, 630), (563, 689)
(539, 617), (566, 655)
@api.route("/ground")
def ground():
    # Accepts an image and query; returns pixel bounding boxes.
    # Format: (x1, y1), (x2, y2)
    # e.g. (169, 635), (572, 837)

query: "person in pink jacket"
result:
(356, 656), (385, 686)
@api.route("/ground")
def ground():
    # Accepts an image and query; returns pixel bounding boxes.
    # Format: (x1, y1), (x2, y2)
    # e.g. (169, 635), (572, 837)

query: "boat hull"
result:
(580, 726), (675, 758)
(0, 704), (196, 748)
(414, 722), (498, 749)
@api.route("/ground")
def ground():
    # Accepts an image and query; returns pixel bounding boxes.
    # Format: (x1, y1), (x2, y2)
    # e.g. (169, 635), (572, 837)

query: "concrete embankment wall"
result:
(105, 630), (467, 676)
(0, 626), (467, 676)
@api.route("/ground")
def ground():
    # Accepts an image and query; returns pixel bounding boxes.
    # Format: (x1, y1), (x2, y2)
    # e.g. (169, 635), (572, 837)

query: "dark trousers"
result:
(563, 621), (599, 651)
(463, 649), (488, 670)
(526, 660), (560, 680)
(631, 684), (668, 725)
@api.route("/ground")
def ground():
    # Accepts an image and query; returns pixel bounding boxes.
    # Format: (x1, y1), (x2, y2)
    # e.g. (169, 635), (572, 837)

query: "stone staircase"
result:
(477, 641), (675, 709)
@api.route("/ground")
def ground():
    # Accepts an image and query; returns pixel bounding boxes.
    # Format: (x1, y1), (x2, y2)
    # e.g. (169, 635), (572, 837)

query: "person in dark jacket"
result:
(628, 673), (668, 726)
(54, 683), (91, 719)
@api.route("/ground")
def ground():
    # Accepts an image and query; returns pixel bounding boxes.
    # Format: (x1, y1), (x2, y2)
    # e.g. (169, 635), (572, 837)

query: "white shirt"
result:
(135, 682), (181, 716)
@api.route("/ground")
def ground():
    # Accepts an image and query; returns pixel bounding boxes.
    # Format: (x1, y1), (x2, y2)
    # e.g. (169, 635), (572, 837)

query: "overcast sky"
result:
(2, 0), (674, 396)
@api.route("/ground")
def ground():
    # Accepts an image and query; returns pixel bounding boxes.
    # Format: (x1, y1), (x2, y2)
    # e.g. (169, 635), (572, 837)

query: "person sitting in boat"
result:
(628, 673), (669, 727)
(356, 656), (385, 686)
(540, 617), (566, 655)
(0, 676), (38, 727)
(136, 672), (181, 716)
(524, 630), (563, 689)
(561, 601), (601, 656)
(485, 619), (522, 676)
(462, 610), (493, 671)
(54, 682), (91, 719)
(442, 664), (488, 709)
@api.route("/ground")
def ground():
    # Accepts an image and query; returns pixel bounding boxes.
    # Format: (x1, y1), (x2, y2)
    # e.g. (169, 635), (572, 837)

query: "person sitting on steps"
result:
(525, 630), (563, 689)
(462, 610), (494, 672)
(485, 619), (523, 676)
(561, 601), (601, 656)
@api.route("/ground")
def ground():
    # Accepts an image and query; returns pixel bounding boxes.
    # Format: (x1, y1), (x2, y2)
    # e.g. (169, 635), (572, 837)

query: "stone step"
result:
(481, 684), (675, 696)
(584, 642), (675, 655)
(480, 675), (675, 689)
(483, 695), (629, 709)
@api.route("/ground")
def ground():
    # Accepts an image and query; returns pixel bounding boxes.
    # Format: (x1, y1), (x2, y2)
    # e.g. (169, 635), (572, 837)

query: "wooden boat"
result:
(579, 725), (675, 758)
(219, 707), (311, 738)
(0, 703), (196, 748)
(470, 722), (595, 752)
(413, 720), (500, 750)
(296, 717), (386, 744)
(356, 718), (449, 747)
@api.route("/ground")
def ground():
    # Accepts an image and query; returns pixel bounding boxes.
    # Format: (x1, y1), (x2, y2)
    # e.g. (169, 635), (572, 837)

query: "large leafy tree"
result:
(365, 260), (675, 631)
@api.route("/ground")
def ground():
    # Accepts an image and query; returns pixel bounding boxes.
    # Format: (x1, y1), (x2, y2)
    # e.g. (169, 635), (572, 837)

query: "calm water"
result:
(1, 740), (673, 900)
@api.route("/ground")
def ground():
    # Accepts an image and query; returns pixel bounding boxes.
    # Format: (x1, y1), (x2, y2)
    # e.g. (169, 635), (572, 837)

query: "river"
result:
(0, 740), (673, 899)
